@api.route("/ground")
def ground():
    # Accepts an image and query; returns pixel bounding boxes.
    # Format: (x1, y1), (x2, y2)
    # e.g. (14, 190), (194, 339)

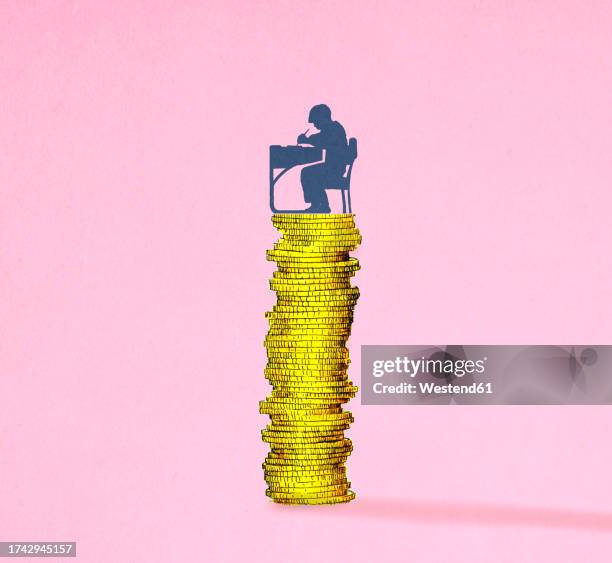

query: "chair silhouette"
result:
(325, 137), (357, 213)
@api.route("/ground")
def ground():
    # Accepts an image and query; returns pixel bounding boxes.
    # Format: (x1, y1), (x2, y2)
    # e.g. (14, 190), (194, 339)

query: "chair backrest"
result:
(347, 138), (357, 164)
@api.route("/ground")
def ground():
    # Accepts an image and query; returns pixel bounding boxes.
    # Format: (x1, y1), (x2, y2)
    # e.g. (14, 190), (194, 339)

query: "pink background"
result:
(2, 1), (612, 561)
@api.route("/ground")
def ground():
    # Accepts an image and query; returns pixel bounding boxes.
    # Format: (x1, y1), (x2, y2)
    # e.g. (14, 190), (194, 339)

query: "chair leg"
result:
(341, 190), (346, 213)
(347, 188), (352, 214)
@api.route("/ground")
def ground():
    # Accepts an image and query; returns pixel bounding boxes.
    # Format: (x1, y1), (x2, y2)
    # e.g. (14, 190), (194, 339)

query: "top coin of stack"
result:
(261, 214), (361, 505)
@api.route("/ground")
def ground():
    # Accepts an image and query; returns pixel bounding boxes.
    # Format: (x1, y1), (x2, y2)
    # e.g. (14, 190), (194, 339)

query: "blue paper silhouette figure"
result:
(269, 105), (357, 214)
(297, 104), (348, 213)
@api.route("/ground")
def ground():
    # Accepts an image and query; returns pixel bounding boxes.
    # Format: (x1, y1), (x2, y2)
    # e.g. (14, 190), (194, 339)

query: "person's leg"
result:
(301, 165), (316, 205)
(301, 165), (327, 211)
(317, 167), (344, 213)
(318, 183), (330, 212)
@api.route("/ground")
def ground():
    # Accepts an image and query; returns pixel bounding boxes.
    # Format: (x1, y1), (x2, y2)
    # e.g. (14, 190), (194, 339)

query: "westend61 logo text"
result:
(362, 346), (612, 405)
(372, 356), (488, 378)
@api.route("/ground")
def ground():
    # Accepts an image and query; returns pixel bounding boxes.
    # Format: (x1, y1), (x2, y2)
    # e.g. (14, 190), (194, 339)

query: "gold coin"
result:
(260, 405), (343, 416)
(266, 452), (349, 460)
(264, 480), (349, 489)
(267, 491), (356, 505)
(265, 376), (351, 384)
(265, 334), (349, 342)
(268, 260), (359, 268)
(265, 486), (350, 498)
(265, 423), (352, 432)
(272, 222), (355, 230)
(263, 425), (348, 434)
(272, 248), (354, 256)
(277, 237), (359, 243)
(274, 237), (360, 245)
(271, 275), (353, 283)
(273, 298), (358, 305)
(272, 292), (358, 298)
(266, 330), (351, 337)
(264, 476), (349, 487)
(273, 245), (359, 253)
(266, 419), (352, 432)
(267, 302), (355, 309)
(267, 375), (352, 383)
(272, 273), (356, 281)
(270, 394), (356, 402)
(264, 460), (349, 469)
(277, 228), (360, 235)
(266, 376), (353, 384)
(271, 302), (356, 308)
(264, 436), (351, 447)
(265, 343), (348, 351)
(275, 258), (359, 267)
(266, 448), (352, 457)
(273, 286), (359, 294)
(266, 444), (352, 454)
(263, 436), (348, 445)
(276, 233), (360, 239)
(266, 356), (349, 363)
(273, 223), (357, 231)
(270, 284), (352, 292)
(264, 470), (346, 477)
(267, 419), (351, 429)
(264, 363), (349, 370)
(265, 480), (350, 491)
(264, 432), (349, 441)
(263, 404), (350, 412)
(266, 350), (349, 357)
(267, 387), (355, 396)
(275, 265), (359, 273)
(267, 312), (353, 320)
(264, 463), (349, 471)
(268, 422), (352, 430)
(262, 391), (351, 401)
(266, 329), (351, 336)
(268, 379), (356, 388)
(266, 318), (353, 326)
(265, 452), (350, 461)
(265, 409), (349, 418)
(267, 307), (354, 314)
(275, 286), (359, 294)
(265, 478), (349, 488)
(271, 282), (355, 289)
(272, 214), (355, 222)
(265, 454), (350, 464)
(271, 299), (356, 305)
(269, 410), (352, 420)
(265, 336), (351, 343)
(267, 249), (347, 259)
(262, 372), (348, 383)
(273, 245), (359, 254)
(264, 474), (350, 490)
(266, 358), (349, 365)
(266, 428), (351, 437)
(261, 396), (348, 404)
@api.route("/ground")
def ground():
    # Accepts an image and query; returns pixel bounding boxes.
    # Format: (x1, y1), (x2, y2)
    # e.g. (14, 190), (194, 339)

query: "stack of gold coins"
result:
(261, 213), (361, 505)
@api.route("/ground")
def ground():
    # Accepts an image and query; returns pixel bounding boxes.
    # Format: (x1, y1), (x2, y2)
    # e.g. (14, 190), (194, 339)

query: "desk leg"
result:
(269, 164), (278, 213)
(269, 165), (312, 214)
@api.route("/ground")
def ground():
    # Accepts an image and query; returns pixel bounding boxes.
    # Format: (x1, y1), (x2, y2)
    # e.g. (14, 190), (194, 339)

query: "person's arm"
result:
(297, 131), (325, 147)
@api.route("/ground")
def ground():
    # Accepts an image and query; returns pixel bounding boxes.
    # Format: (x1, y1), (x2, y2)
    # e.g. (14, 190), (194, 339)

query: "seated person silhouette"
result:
(297, 104), (348, 213)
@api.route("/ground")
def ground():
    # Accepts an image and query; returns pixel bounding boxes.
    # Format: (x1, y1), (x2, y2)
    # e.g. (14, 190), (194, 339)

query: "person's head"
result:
(308, 104), (332, 129)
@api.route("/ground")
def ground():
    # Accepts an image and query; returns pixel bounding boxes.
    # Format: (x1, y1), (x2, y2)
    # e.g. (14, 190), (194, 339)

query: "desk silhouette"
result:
(269, 145), (323, 213)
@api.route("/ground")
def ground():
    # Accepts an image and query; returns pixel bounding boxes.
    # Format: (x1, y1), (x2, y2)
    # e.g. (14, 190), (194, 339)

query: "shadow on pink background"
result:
(1, 1), (612, 562)
(274, 497), (612, 533)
